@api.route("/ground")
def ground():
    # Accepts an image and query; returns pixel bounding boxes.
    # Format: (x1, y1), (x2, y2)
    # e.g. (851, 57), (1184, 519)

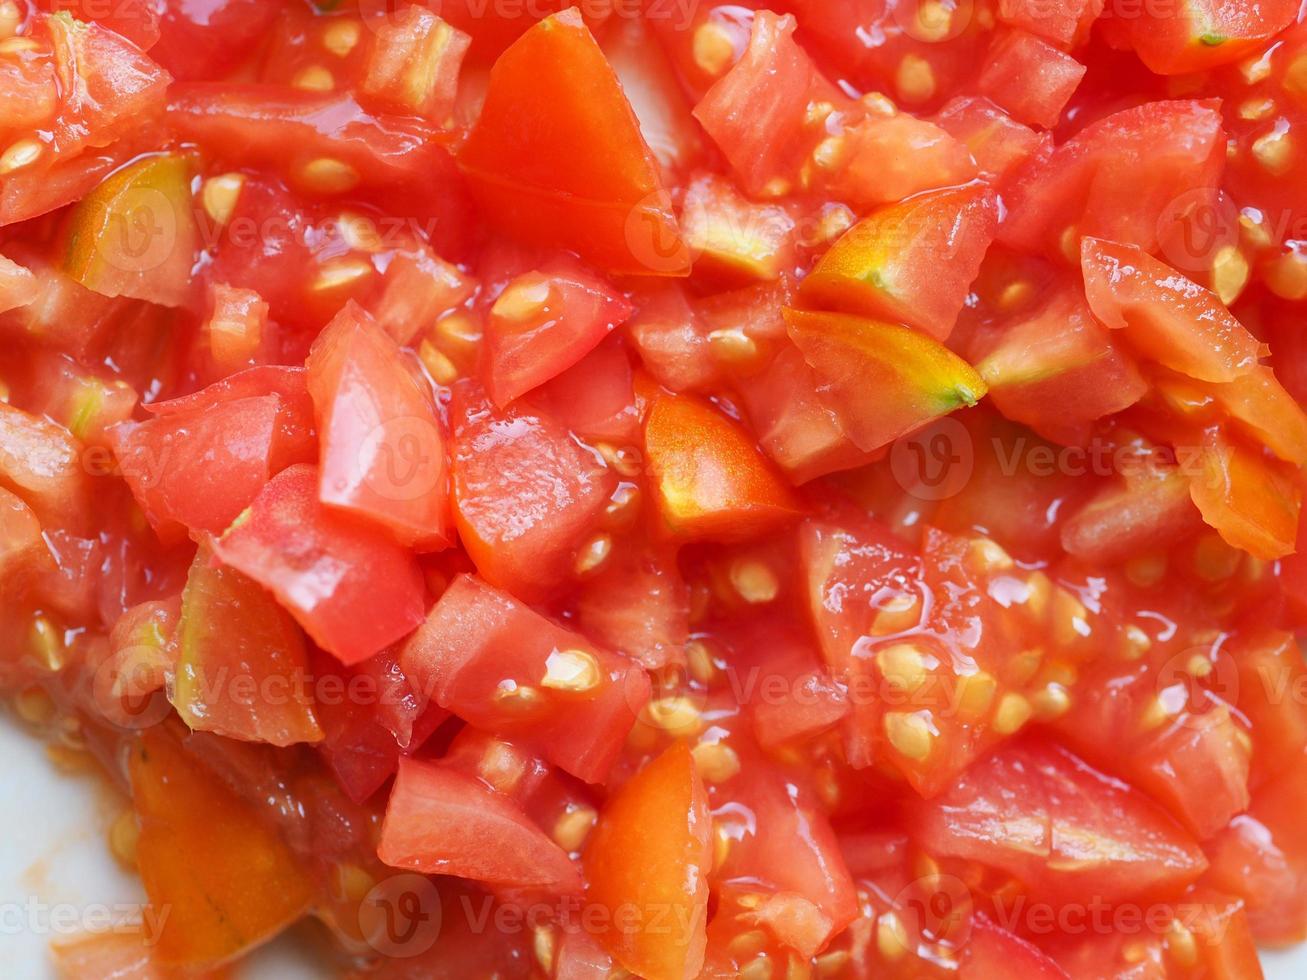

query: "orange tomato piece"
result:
(457, 9), (685, 276)
(1187, 429), (1302, 560)
(583, 742), (712, 980)
(128, 725), (314, 968)
(644, 392), (802, 541)
(783, 308), (986, 452)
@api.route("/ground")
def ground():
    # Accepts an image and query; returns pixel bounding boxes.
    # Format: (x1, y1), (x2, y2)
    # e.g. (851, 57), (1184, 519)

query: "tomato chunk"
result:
(173, 547), (323, 747)
(378, 756), (582, 892)
(784, 308), (986, 452)
(911, 741), (1208, 905)
(1081, 238), (1263, 384)
(457, 9), (685, 276)
(306, 302), (451, 550)
(450, 379), (615, 601)
(400, 574), (650, 783)
(212, 464), (426, 665)
(976, 30), (1086, 130)
(128, 724), (314, 968)
(481, 260), (633, 406)
(584, 742), (711, 980)
(109, 395), (279, 537)
(644, 392), (802, 541)
(799, 185), (997, 340)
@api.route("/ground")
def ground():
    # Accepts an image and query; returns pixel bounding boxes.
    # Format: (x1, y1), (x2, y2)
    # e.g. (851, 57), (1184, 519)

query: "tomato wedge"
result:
(1187, 430), (1301, 560)
(784, 308), (986, 452)
(800, 185), (997, 340)
(457, 9), (685, 276)
(584, 742), (711, 980)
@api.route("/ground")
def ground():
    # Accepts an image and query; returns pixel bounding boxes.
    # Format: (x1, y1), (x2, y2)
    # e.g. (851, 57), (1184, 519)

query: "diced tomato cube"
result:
(977, 29), (1086, 129)
(212, 464), (426, 665)
(400, 574), (649, 783)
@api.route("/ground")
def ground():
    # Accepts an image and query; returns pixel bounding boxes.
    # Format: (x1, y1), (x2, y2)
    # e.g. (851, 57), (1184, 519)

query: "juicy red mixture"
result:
(4, 1), (1307, 978)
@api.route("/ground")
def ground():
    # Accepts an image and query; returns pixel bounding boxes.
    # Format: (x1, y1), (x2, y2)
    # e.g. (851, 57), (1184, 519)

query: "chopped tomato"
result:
(109, 394), (279, 537)
(306, 302), (451, 550)
(173, 547), (322, 747)
(1081, 238), (1263, 383)
(912, 741), (1208, 905)
(644, 392), (802, 541)
(457, 9), (685, 276)
(0, 400), (89, 532)
(481, 259), (633, 406)
(378, 756), (581, 892)
(356, 6), (470, 122)
(784, 308), (986, 451)
(400, 573), (650, 783)
(583, 742), (711, 980)
(932, 96), (1045, 181)
(975, 283), (1148, 445)
(128, 724), (314, 968)
(799, 184), (997, 340)
(61, 152), (199, 309)
(1187, 429), (1301, 561)
(211, 464), (426, 665)
(977, 30), (1086, 130)
(1104, 0), (1299, 74)
(449, 379), (615, 601)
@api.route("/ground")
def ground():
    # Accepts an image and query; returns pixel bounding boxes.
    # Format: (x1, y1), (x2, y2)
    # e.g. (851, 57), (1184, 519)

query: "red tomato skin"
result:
(456, 9), (686, 276)
(481, 262), (634, 407)
(449, 380), (616, 602)
(977, 30), (1087, 130)
(211, 464), (426, 666)
(307, 302), (452, 551)
(378, 756), (583, 892)
(400, 574), (650, 784)
(108, 394), (279, 537)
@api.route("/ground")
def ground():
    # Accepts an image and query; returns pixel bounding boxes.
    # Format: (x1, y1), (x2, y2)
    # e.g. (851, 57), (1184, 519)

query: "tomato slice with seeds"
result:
(400, 573), (650, 784)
